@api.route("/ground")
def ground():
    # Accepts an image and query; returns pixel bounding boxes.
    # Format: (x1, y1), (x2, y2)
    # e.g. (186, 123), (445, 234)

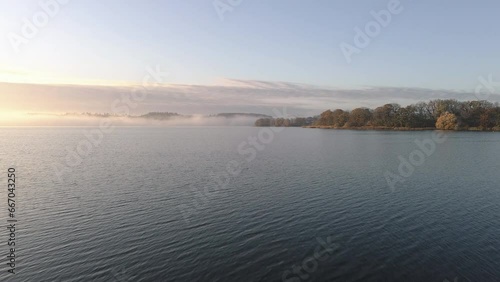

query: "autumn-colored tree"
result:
(315, 110), (334, 126)
(436, 112), (458, 130)
(348, 108), (372, 127)
(331, 109), (349, 127)
(257, 99), (500, 130)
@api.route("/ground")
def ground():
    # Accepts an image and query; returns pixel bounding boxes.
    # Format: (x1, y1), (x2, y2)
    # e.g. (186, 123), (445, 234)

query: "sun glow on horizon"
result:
(0, 68), (148, 87)
(0, 111), (31, 125)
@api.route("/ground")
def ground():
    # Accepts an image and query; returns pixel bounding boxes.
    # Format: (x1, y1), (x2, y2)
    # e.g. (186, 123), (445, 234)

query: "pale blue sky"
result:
(1, 0), (499, 89)
(1, 0), (499, 118)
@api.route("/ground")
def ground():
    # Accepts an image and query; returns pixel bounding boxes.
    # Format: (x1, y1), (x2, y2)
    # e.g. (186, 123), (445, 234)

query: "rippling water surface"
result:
(0, 127), (499, 281)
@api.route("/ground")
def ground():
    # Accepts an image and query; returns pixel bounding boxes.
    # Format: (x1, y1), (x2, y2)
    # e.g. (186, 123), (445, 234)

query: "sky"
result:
(1, 0), (500, 122)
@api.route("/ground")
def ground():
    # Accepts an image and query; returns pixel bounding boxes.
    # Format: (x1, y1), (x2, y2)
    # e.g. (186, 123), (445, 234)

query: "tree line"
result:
(255, 99), (500, 130)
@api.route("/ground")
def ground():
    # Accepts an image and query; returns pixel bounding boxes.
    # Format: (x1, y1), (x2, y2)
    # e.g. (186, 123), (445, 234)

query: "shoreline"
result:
(303, 126), (435, 131)
(301, 126), (500, 132)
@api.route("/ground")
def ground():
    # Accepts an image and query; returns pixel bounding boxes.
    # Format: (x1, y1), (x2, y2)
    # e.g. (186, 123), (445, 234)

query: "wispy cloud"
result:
(1, 79), (498, 118)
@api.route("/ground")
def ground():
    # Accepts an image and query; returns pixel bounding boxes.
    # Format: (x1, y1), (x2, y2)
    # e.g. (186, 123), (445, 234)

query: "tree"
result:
(292, 117), (307, 126)
(459, 100), (493, 128)
(348, 108), (372, 127)
(332, 109), (349, 127)
(273, 118), (283, 127)
(258, 99), (500, 130)
(436, 112), (457, 130)
(411, 102), (436, 127)
(479, 107), (500, 130)
(315, 110), (334, 126)
(255, 118), (271, 126)
(373, 104), (400, 127)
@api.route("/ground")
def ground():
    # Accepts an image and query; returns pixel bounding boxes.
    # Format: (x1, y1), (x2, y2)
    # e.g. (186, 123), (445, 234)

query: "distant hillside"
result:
(54, 112), (271, 123)
(138, 112), (182, 120)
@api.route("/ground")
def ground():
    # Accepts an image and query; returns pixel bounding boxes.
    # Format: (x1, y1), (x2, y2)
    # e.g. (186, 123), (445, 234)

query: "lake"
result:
(0, 127), (499, 281)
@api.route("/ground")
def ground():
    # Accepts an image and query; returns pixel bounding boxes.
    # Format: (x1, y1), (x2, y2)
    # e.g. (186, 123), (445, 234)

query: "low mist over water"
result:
(1, 113), (268, 126)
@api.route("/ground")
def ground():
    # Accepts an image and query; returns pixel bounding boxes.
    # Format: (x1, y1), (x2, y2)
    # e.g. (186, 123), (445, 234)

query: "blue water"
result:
(0, 127), (499, 281)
